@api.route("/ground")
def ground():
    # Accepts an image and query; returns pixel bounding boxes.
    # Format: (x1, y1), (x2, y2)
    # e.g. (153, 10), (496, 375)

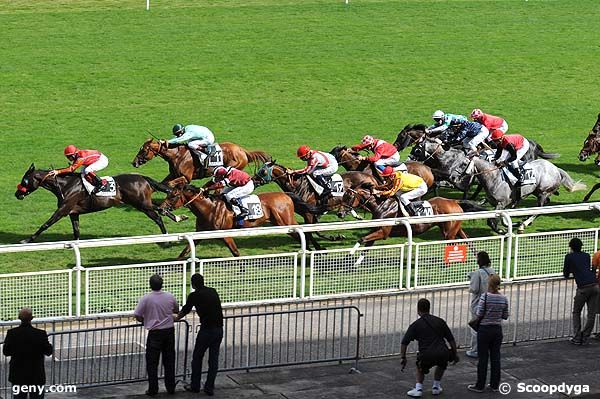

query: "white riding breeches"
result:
(223, 181), (255, 201)
(82, 154), (109, 175)
(399, 182), (429, 205)
(374, 152), (401, 169)
(312, 161), (338, 177)
(498, 121), (508, 134)
(498, 139), (530, 167)
(188, 136), (215, 151)
(462, 126), (490, 151)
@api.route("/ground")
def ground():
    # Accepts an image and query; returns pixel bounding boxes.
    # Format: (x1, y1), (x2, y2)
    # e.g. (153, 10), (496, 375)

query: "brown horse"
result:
(159, 184), (298, 258)
(578, 113), (600, 166)
(329, 145), (435, 188)
(344, 184), (487, 247)
(132, 139), (271, 183)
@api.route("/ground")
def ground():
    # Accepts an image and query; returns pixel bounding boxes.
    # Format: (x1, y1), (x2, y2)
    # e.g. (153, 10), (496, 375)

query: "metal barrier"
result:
(0, 203), (598, 319)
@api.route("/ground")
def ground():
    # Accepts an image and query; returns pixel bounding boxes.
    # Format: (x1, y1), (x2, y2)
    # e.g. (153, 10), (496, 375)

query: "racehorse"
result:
(442, 143), (587, 232)
(15, 164), (171, 243)
(394, 124), (560, 162)
(343, 185), (487, 247)
(578, 113), (600, 166)
(253, 161), (378, 249)
(131, 138), (271, 183)
(329, 146), (435, 187)
(158, 184), (298, 259)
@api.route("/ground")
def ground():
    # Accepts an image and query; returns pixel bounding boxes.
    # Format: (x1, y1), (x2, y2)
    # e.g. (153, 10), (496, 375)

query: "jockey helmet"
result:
(470, 108), (483, 120)
(490, 130), (505, 141)
(172, 124), (185, 136)
(432, 110), (445, 121)
(380, 166), (395, 177)
(296, 145), (312, 160)
(64, 145), (78, 157)
(361, 135), (375, 146)
(213, 166), (229, 179)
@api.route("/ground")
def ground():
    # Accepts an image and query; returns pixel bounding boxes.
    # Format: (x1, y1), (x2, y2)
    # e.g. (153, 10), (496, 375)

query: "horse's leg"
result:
(21, 207), (70, 243)
(223, 237), (240, 257)
(583, 183), (600, 202)
(517, 193), (547, 233)
(139, 207), (168, 234)
(70, 214), (80, 240)
(358, 226), (393, 246)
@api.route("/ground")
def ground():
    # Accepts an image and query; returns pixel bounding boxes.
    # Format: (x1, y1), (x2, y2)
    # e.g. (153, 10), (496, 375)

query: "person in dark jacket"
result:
(400, 298), (459, 397)
(563, 238), (599, 345)
(2, 308), (53, 399)
(176, 274), (224, 396)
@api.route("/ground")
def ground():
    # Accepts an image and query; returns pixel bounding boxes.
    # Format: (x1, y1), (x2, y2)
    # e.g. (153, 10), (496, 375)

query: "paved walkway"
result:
(55, 338), (600, 399)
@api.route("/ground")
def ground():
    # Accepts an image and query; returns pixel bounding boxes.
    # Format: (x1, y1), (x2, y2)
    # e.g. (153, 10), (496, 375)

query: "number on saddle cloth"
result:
(207, 144), (224, 167)
(81, 176), (117, 197)
(232, 195), (264, 220)
(411, 200), (434, 217)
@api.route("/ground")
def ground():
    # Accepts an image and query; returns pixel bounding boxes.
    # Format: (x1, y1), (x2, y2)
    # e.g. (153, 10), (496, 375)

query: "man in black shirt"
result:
(563, 238), (599, 345)
(3, 308), (53, 399)
(400, 299), (458, 398)
(176, 274), (224, 396)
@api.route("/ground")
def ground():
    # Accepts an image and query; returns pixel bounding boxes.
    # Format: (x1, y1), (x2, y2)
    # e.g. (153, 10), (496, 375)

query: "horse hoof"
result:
(19, 238), (32, 244)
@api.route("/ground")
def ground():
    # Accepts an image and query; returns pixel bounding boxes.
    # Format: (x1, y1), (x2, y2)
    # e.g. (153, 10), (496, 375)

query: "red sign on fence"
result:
(444, 244), (468, 264)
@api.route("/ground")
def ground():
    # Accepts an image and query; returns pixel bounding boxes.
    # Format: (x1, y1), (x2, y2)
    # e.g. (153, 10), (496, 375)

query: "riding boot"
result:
(190, 147), (207, 164)
(313, 175), (331, 206)
(230, 198), (249, 219)
(405, 202), (419, 216)
(87, 172), (106, 193)
(506, 164), (522, 202)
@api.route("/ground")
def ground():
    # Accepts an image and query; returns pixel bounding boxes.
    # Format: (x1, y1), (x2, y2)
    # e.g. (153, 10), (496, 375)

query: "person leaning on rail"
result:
(134, 274), (180, 396)
(2, 308), (53, 399)
(400, 298), (459, 397)
(175, 273), (224, 396)
(563, 238), (600, 345)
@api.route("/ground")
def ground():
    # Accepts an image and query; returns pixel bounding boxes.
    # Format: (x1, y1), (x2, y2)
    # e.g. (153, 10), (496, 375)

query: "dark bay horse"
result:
(330, 145), (435, 187)
(253, 161), (378, 249)
(132, 139), (271, 183)
(578, 113), (600, 165)
(15, 164), (171, 243)
(344, 185), (487, 247)
(159, 184), (298, 258)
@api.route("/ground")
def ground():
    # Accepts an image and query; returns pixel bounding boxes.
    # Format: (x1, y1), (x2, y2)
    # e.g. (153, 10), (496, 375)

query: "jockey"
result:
(470, 109), (509, 139)
(453, 120), (490, 156)
(491, 131), (530, 196)
(374, 166), (428, 216)
(288, 145), (339, 205)
(426, 110), (468, 138)
(48, 145), (109, 193)
(167, 124), (215, 161)
(351, 135), (403, 172)
(203, 166), (254, 224)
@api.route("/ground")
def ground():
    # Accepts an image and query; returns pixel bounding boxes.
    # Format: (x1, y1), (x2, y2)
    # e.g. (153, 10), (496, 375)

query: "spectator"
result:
(563, 238), (599, 345)
(400, 298), (459, 397)
(467, 251), (496, 358)
(176, 274), (224, 396)
(594, 250), (600, 340)
(467, 274), (509, 393)
(134, 274), (179, 396)
(2, 308), (53, 399)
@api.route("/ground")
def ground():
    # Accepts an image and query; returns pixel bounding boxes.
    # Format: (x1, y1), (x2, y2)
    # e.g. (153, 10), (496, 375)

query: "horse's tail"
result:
(142, 176), (172, 193)
(244, 149), (271, 164)
(457, 200), (488, 213)
(285, 192), (325, 215)
(559, 169), (587, 192)
(534, 142), (560, 159)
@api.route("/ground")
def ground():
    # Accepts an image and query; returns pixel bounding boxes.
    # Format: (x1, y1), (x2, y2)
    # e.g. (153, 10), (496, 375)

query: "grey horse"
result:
(415, 139), (587, 232)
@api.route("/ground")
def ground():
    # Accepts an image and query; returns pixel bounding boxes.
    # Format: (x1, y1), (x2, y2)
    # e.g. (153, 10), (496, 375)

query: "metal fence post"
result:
(512, 282), (521, 345)
(399, 219), (413, 290)
(183, 234), (197, 300)
(499, 212), (513, 282)
(69, 243), (83, 317)
(293, 228), (307, 299)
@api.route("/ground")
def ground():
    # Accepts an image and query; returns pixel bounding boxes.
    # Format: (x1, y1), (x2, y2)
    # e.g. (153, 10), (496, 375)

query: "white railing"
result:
(0, 202), (598, 320)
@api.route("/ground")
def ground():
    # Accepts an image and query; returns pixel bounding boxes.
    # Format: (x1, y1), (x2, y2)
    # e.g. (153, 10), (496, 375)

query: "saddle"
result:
(81, 176), (117, 197)
(306, 174), (344, 197)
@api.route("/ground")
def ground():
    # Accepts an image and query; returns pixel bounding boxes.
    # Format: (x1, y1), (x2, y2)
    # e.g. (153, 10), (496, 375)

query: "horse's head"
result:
(343, 182), (375, 211)
(253, 161), (289, 186)
(579, 132), (600, 165)
(447, 156), (476, 190)
(394, 124), (428, 151)
(15, 163), (45, 200)
(160, 184), (203, 213)
(132, 139), (162, 168)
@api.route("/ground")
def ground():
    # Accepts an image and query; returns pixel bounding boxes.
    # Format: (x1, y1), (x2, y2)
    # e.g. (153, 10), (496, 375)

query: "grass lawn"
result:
(1, 0), (599, 274)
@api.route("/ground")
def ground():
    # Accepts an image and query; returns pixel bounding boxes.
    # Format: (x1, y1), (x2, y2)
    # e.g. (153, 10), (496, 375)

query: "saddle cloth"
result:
(501, 163), (535, 185)
(232, 194), (264, 220)
(306, 174), (344, 197)
(411, 200), (434, 217)
(81, 176), (117, 197)
(206, 144), (224, 168)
